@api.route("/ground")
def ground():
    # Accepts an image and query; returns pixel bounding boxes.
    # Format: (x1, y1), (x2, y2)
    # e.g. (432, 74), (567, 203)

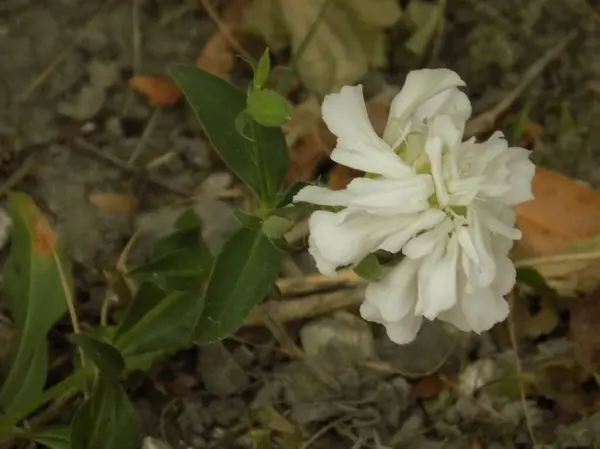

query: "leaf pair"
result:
(170, 65), (289, 209)
(170, 63), (291, 344)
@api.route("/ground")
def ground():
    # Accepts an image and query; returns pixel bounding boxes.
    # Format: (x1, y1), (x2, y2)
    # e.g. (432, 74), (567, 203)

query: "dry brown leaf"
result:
(89, 192), (135, 214)
(515, 168), (600, 258)
(513, 168), (600, 296)
(245, 0), (401, 94)
(129, 75), (182, 108)
(196, 0), (250, 78)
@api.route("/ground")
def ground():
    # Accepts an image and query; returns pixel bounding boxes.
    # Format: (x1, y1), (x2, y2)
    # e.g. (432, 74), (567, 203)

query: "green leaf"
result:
(127, 249), (209, 290)
(68, 333), (125, 379)
(262, 215), (293, 239)
(71, 379), (141, 449)
(275, 181), (311, 208)
(0, 193), (71, 413)
(169, 66), (288, 206)
(25, 426), (70, 449)
(516, 266), (557, 299)
(234, 210), (263, 229)
(115, 283), (202, 357)
(268, 203), (313, 219)
(246, 89), (291, 127)
(194, 227), (284, 344)
(353, 253), (382, 282)
(254, 48), (271, 89)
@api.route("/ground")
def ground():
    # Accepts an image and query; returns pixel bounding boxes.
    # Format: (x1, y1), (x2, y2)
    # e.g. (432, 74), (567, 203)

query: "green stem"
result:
(250, 122), (272, 216)
(0, 368), (89, 436)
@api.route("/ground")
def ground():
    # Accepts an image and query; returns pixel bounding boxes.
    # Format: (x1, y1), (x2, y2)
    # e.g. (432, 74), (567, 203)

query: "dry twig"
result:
(464, 30), (577, 138)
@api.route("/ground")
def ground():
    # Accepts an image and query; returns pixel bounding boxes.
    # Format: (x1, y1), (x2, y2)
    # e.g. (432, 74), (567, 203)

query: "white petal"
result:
(378, 209), (446, 254)
(429, 115), (463, 151)
(384, 69), (468, 144)
(307, 209), (411, 275)
(473, 204), (522, 240)
(459, 213), (496, 288)
(293, 185), (351, 207)
(343, 176), (434, 216)
(461, 287), (509, 334)
(415, 89), (471, 129)
(384, 314), (423, 344)
(403, 218), (453, 259)
(493, 253), (516, 296)
(307, 234), (338, 276)
(360, 301), (383, 322)
(438, 303), (471, 332)
(500, 146), (536, 205)
(425, 135), (449, 205)
(365, 258), (420, 322)
(322, 85), (413, 178)
(415, 232), (460, 319)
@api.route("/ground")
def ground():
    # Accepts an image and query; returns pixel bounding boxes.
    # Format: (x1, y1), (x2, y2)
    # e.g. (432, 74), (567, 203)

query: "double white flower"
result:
(293, 69), (535, 344)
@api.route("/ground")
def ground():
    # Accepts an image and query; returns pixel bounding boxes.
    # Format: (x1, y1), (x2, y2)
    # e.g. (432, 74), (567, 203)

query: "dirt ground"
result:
(2, 0), (600, 448)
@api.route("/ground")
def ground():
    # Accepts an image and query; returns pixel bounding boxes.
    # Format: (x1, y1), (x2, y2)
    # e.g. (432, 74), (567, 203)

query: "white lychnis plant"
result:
(293, 69), (535, 344)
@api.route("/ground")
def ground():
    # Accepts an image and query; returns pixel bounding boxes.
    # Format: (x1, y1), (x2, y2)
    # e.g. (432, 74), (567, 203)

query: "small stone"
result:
(299, 312), (375, 362)
(0, 207), (12, 251)
(231, 345), (255, 368)
(142, 437), (172, 449)
(105, 117), (123, 137)
(57, 84), (106, 120)
(197, 343), (249, 397)
(378, 320), (457, 378)
(458, 359), (498, 396)
(87, 59), (120, 90)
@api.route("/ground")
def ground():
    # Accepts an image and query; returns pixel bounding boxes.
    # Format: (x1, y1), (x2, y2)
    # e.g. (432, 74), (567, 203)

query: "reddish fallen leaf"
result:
(196, 0), (250, 78)
(196, 31), (236, 78)
(89, 192), (136, 214)
(515, 168), (600, 258)
(411, 374), (445, 399)
(129, 75), (182, 108)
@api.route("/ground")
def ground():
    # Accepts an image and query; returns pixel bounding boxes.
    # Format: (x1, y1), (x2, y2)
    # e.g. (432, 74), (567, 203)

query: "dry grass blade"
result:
(244, 286), (365, 326)
(19, 0), (116, 102)
(276, 268), (362, 296)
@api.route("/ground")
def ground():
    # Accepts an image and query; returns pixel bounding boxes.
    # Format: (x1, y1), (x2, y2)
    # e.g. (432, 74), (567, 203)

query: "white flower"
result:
(293, 69), (535, 344)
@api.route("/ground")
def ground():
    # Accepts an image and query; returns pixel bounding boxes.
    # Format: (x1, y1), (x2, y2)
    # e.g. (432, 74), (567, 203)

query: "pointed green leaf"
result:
(169, 66), (288, 206)
(71, 379), (141, 449)
(68, 333), (125, 379)
(25, 426), (70, 449)
(234, 210), (263, 229)
(275, 181), (311, 208)
(115, 284), (202, 357)
(194, 227), (284, 344)
(127, 249), (209, 290)
(262, 215), (293, 239)
(0, 193), (71, 413)
(353, 253), (382, 282)
(247, 89), (291, 127)
(254, 48), (271, 89)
